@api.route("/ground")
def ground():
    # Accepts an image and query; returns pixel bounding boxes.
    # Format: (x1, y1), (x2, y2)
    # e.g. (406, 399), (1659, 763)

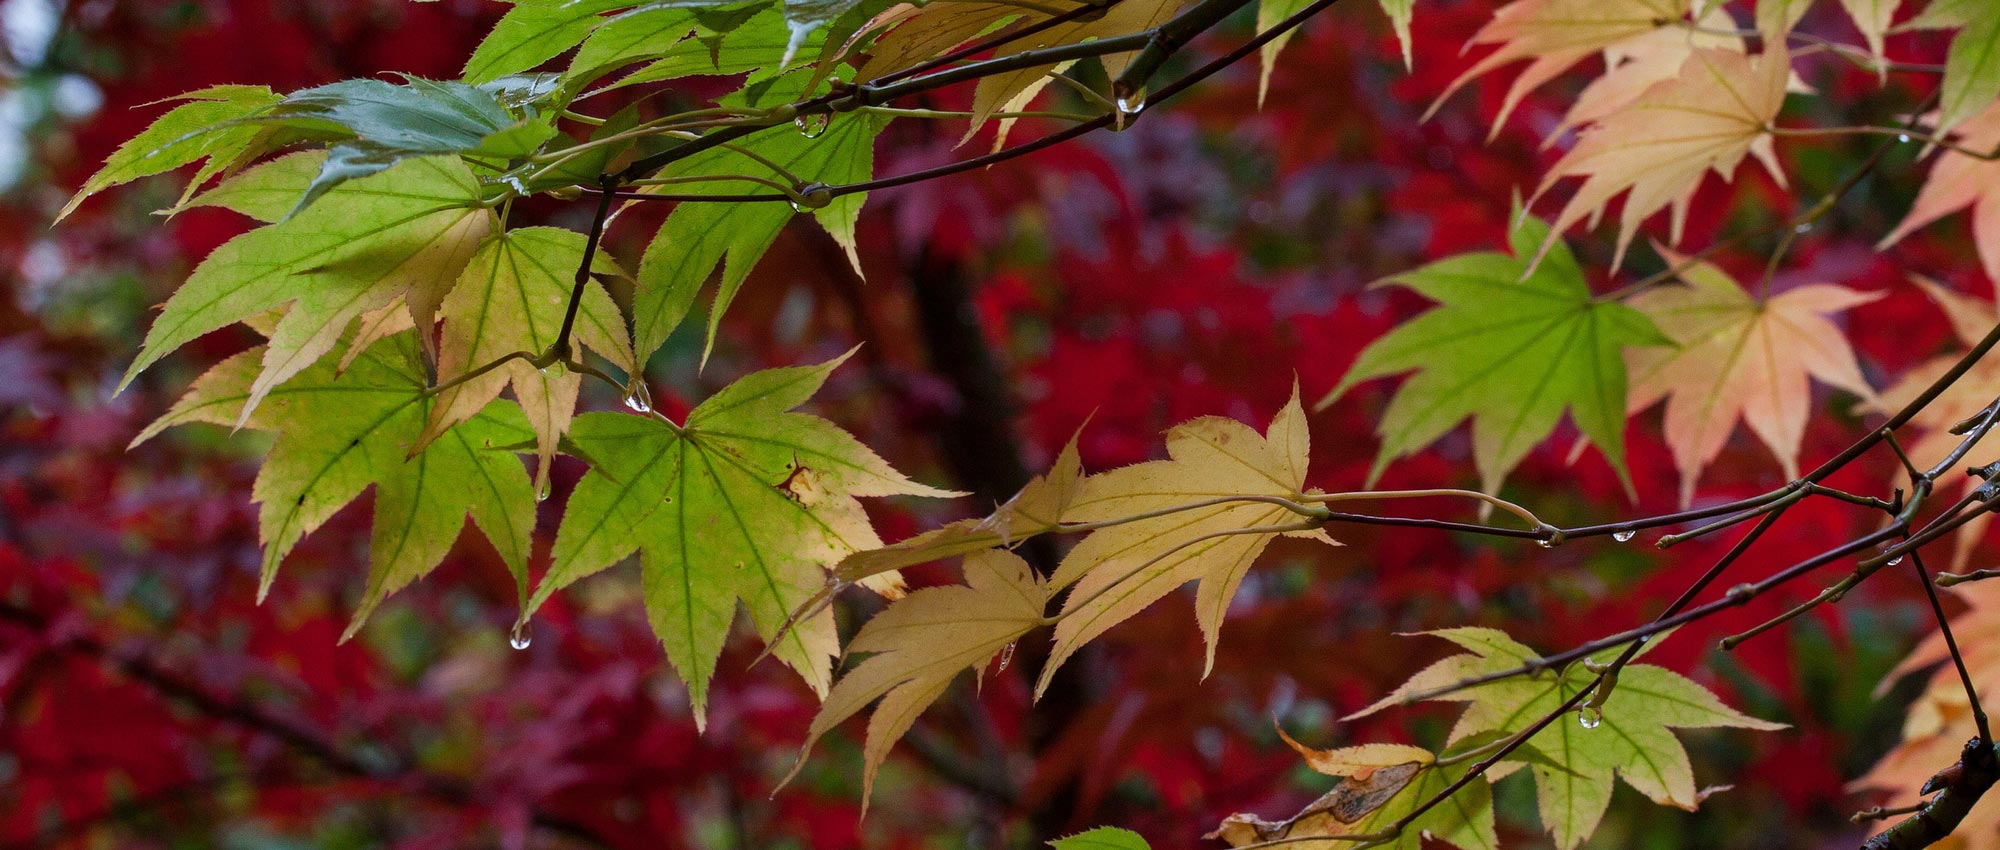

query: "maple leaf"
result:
(855, 3), (1029, 83)
(1624, 253), (1881, 505)
(1551, 5), (1761, 141)
(1840, 0), (1899, 72)
(833, 433), (1085, 586)
(1855, 582), (2000, 848)
(120, 154), (496, 427)
(964, 0), (1185, 133)
(1527, 44), (1790, 271)
(1050, 828), (1151, 850)
(463, 0), (635, 83)
(1424, 0), (1684, 136)
(1034, 384), (1335, 696)
(787, 549), (1048, 808)
(1210, 738), (1498, 850)
(630, 79), (886, 364)
(421, 227), (637, 487)
(1257, 0), (1413, 101)
(1881, 100), (2000, 283)
(1352, 629), (1784, 850)
(1861, 277), (2000, 569)
(1320, 215), (1669, 495)
(58, 84), (282, 222)
(1909, 0), (2000, 137)
(134, 331), (537, 635)
(524, 353), (957, 723)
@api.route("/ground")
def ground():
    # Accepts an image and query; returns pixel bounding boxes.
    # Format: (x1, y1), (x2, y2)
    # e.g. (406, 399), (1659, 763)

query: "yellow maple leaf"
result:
(1528, 44), (1790, 271)
(1862, 276), (2000, 569)
(1624, 252), (1880, 505)
(784, 549), (1049, 809)
(1840, 0), (1899, 68)
(834, 433), (1085, 585)
(1880, 101), (2000, 285)
(1034, 384), (1336, 697)
(1427, 0), (1686, 136)
(1553, 6), (1812, 143)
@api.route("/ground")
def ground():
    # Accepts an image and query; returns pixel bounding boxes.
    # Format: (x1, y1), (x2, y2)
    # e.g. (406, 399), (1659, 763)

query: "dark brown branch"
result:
(1862, 738), (1999, 850)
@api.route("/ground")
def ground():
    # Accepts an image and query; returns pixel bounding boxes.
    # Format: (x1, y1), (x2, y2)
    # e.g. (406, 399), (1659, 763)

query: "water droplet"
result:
(1115, 94), (1143, 116)
(1794, 222), (1812, 234)
(623, 383), (652, 414)
(1577, 707), (1602, 729)
(541, 360), (567, 377)
(1888, 554), (1906, 566)
(1612, 529), (1636, 543)
(996, 641), (1017, 672)
(535, 478), (552, 503)
(1898, 133), (1912, 143)
(794, 113), (828, 139)
(509, 622), (532, 650)
(1537, 538), (1558, 549)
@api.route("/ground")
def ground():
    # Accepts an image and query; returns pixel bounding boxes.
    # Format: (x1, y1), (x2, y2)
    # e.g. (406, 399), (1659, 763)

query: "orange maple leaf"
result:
(1427, 0), (1686, 136)
(1625, 253), (1880, 506)
(1863, 277), (2000, 569)
(1881, 101), (2000, 284)
(1527, 44), (1790, 271)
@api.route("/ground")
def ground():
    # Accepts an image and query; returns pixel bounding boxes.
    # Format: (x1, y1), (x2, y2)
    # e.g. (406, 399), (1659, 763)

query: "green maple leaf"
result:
(121, 154), (496, 423)
(569, 7), (831, 93)
(1319, 215), (1668, 494)
(1904, 0), (2000, 136)
(631, 73), (885, 364)
(526, 353), (957, 724)
(465, 0), (639, 84)
(267, 76), (556, 212)
(58, 84), (282, 221)
(1354, 628), (1784, 850)
(135, 331), (538, 638)
(1050, 828), (1151, 850)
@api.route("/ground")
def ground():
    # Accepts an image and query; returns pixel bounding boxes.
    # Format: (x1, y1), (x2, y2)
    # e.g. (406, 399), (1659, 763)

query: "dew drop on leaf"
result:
(1887, 554), (1905, 566)
(996, 641), (1016, 672)
(1613, 529), (1636, 543)
(1577, 707), (1602, 729)
(623, 384), (652, 414)
(535, 477), (552, 503)
(794, 113), (828, 139)
(509, 621), (532, 651)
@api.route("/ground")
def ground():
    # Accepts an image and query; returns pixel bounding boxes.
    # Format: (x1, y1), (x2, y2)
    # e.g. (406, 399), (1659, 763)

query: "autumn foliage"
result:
(15, 0), (2000, 849)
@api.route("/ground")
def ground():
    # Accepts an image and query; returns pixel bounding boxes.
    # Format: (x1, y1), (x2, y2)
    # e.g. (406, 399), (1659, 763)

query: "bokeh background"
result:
(0, 1), (1989, 847)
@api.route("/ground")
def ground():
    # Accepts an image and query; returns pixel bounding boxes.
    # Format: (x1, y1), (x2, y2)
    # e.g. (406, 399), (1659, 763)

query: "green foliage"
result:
(137, 332), (538, 633)
(57, 84), (281, 221)
(1050, 827), (1152, 850)
(1321, 216), (1669, 494)
(1353, 629), (1785, 850)
(528, 354), (955, 722)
